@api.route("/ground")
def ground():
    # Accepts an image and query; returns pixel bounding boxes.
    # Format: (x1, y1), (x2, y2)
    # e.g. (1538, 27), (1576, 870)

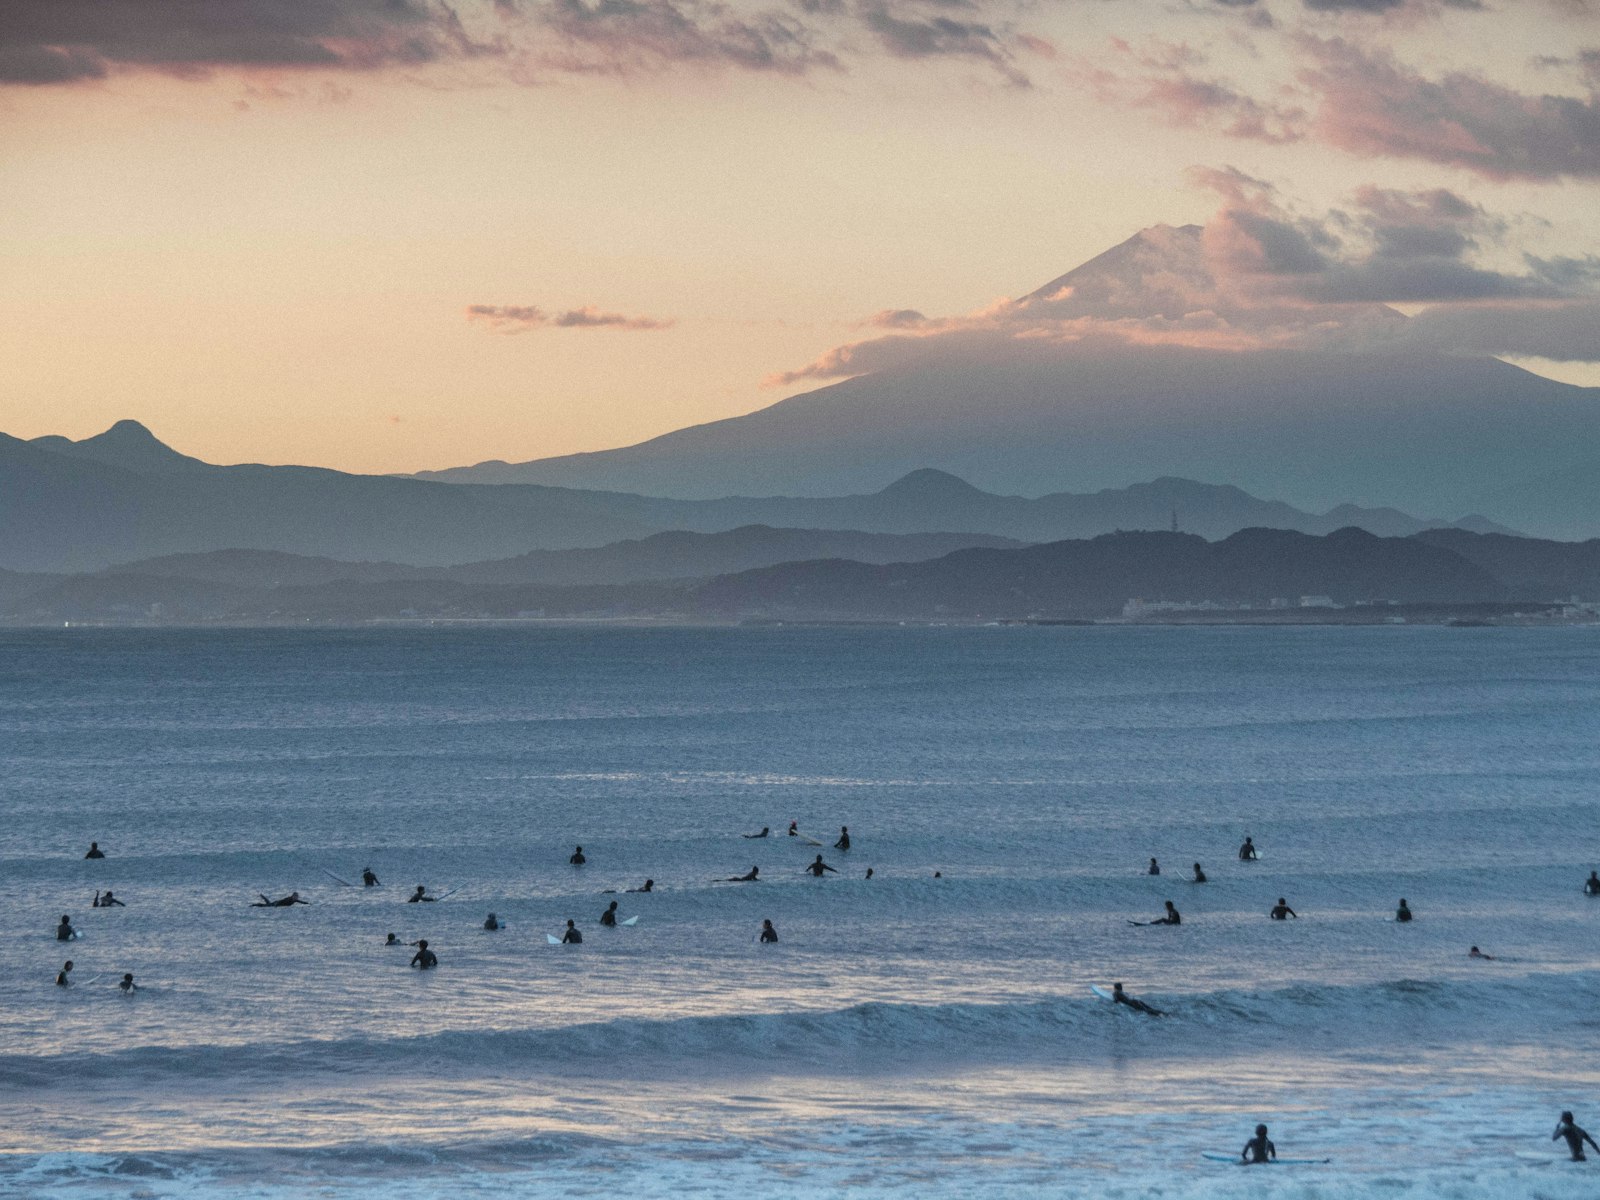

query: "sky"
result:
(2, 0), (1599, 475)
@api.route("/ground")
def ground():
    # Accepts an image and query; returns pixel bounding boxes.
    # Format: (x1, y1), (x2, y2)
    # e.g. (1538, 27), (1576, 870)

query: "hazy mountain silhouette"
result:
(411, 227), (1600, 531)
(3, 424), (1513, 572)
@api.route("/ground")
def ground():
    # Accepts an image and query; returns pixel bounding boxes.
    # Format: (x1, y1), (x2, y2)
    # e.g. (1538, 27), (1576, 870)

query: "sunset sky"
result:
(3, 0), (1599, 475)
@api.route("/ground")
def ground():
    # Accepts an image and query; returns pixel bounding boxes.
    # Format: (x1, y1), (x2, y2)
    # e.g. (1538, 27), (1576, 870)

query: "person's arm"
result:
(824, 864), (838, 873)
(1267, 1140), (1275, 1161)
(1585, 1130), (1599, 1152)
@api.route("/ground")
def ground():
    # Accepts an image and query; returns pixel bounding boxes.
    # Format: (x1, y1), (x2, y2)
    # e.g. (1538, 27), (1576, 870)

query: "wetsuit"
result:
(600, 905), (617, 927)
(408, 888), (434, 903)
(744, 828), (770, 839)
(484, 916), (501, 930)
(725, 868), (759, 882)
(56, 921), (75, 941)
(628, 880), (654, 893)
(835, 829), (850, 850)
(1396, 902), (1412, 922)
(56, 966), (72, 987)
(1555, 1117), (1600, 1161)
(1239, 840), (1258, 861)
(1148, 859), (1160, 876)
(562, 925), (583, 944)
(363, 870), (379, 887)
(85, 846), (104, 859)
(805, 858), (838, 877)
(760, 922), (778, 943)
(410, 946), (438, 969)
(1192, 865), (1207, 883)
(1586, 873), (1600, 896)
(255, 894), (307, 907)
(1112, 986), (1162, 1015)
(119, 975), (136, 993)
(1270, 902), (1297, 920)
(570, 849), (586, 865)
(99, 892), (125, 907)
(1243, 1132), (1275, 1163)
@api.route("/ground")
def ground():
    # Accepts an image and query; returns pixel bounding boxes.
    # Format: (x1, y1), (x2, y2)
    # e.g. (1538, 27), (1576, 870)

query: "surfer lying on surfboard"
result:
(1131, 901), (1180, 926)
(721, 867), (759, 882)
(1110, 982), (1163, 1015)
(252, 892), (308, 907)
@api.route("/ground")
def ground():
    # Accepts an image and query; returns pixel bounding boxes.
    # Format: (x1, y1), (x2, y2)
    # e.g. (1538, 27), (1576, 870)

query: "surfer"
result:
(254, 892), (308, 907)
(804, 855), (838, 877)
(1111, 982), (1163, 1015)
(865, 867), (874, 880)
(362, 867), (380, 887)
(1239, 837), (1258, 862)
(1554, 1111), (1600, 1161)
(744, 827), (771, 839)
(1135, 901), (1181, 926)
(408, 886), (435, 903)
(561, 919), (583, 945)
(1585, 871), (1600, 896)
(84, 842), (105, 859)
(119, 973), (137, 993)
(484, 913), (503, 931)
(788, 821), (799, 837)
(600, 901), (619, 927)
(1269, 898), (1298, 920)
(1468, 946), (1495, 960)
(56, 915), (76, 941)
(722, 867), (760, 882)
(570, 846), (586, 865)
(410, 939), (438, 969)
(1240, 1123), (1275, 1164)
(386, 933), (400, 945)
(627, 879), (654, 893)
(1192, 863), (1207, 883)
(95, 890), (125, 908)
(835, 826), (851, 851)
(1396, 898), (1413, 922)
(760, 919), (779, 943)
(56, 961), (73, 987)
(1148, 858), (1160, 876)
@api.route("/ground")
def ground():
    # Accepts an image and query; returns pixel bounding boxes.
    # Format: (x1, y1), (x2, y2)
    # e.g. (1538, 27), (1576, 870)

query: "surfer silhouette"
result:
(408, 886), (435, 903)
(561, 919), (583, 944)
(1239, 837), (1258, 862)
(804, 855), (838, 877)
(94, 890), (125, 908)
(835, 826), (850, 850)
(1148, 858), (1160, 876)
(118, 973), (137, 993)
(570, 846), (586, 865)
(484, 913), (502, 931)
(56, 916), (76, 941)
(1555, 1111), (1599, 1161)
(744, 827), (770, 839)
(1269, 898), (1298, 920)
(1241, 1124), (1275, 1164)
(627, 879), (654, 892)
(56, 961), (73, 987)
(254, 892), (307, 907)
(1192, 863), (1207, 883)
(760, 919), (779, 943)
(409, 939), (438, 969)
(723, 866), (759, 882)
(1396, 898), (1413, 922)
(1111, 982), (1163, 1015)
(600, 901), (618, 927)
(386, 933), (400, 945)
(362, 867), (380, 887)
(1468, 946), (1495, 960)
(1586, 871), (1600, 896)
(84, 842), (105, 859)
(1135, 901), (1181, 926)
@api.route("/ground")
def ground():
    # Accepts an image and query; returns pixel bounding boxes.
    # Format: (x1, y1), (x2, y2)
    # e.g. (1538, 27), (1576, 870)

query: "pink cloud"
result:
(466, 303), (675, 332)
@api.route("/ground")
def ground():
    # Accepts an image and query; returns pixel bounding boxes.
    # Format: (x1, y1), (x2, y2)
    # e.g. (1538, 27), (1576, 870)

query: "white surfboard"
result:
(321, 868), (355, 887)
(433, 887), (461, 901)
(621, 915), (639, 926)
(1090, 985), (1115, 1002)
(546, 934), (561, 944)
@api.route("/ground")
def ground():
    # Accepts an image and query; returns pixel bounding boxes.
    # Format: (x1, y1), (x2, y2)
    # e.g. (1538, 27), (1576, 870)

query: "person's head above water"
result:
(416, 939), (428, 948)
(566, 919), (576, 927)
(1562, 1111), (1575, 1123)
(1255, 1124), (1267, 1135)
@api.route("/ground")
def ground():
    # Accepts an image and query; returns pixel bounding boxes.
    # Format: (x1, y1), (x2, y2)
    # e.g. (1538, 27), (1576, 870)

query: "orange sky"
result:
(2, 0), (1597, 474)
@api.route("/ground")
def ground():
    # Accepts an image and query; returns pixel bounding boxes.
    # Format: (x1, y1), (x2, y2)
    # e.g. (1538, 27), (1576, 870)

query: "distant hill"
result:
(1413, 528), (1600, 598)
(3, 423), (1510, 573)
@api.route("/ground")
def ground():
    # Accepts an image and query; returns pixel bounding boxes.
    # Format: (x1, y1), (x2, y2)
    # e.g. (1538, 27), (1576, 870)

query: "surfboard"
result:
(433, 887), (461, 901)
(1090, 985), (1115, 1002)
(546, 934), (561, 944)
(321, 868), (355, 887)
(621, 915), (639, 926)
(1201, 1152), (1329, 1165)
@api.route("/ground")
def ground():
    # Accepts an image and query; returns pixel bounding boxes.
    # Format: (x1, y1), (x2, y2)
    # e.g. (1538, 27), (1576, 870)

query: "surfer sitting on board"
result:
(804, 855), (839, 877)
(1586, 871), (1600, 896)
(408, 886), (435, 903)
(788, 821), (799, 837)
(1192, 863), (1207, 883)
(57, 915), (76, 940)
(1148, 858), (1160, 876)
(362, 868), (380, 887)
(835, 827), (850, 851)
(1555, 1111), (1600, 1161)
(94, 890), (125, 908)
(600, 901), (618, 927)
(254, 892), (307, 907)
(561, 920), (583, 944)
(1269, 898), (1298, 920)
(760, 919), (779, 943)
(1395, 898), (1413, 922)
(744, 827), (770, 839)
(570, 846), (587, 865)
(410, 939), (438, 969)
(85, 842), (105, 859)
(119, 973), (137, 993)
(1241, 1124), (1275, 1164)
(1239, 837), (1258, 862)
(484, 913), (503, 931)
(723, 867), (760, 882)
(1111, 982), (1163, 1015)
(1134, 901), (1181, 926)
(56, 961), (73, 987)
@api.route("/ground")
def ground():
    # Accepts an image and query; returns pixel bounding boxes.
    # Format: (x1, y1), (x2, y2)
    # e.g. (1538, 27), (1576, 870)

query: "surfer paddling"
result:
(1554, 1111), (1600, 1161)
(94, 890), (125, 908)
(253, 892), (308, 907)
(627, 879), (654, 893)
(1468, 946), (1495, 960)
(743, 827), (771, 839)
(1240, 1124), (1275, 1164)
(1111, 982), (1163, 1015)
(722, 866), (760, 882)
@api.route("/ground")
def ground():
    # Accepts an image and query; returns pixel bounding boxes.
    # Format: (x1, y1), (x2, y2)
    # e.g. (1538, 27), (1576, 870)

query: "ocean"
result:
(3, 624), (1599, 1198)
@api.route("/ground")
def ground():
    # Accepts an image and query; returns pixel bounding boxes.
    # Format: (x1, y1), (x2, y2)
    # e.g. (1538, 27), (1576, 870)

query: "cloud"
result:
(534, 0), (841, 75)
(0, 0), (497, 85)
(767, 177), (1600, 385)
(1299, 36), (1600, 181)
(466, 303), (675, 331)
(857, 2), (1027, 85)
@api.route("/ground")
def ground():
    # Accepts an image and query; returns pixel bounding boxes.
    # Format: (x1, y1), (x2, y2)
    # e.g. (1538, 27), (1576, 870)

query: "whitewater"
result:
(4, 624), (1600, 1198)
